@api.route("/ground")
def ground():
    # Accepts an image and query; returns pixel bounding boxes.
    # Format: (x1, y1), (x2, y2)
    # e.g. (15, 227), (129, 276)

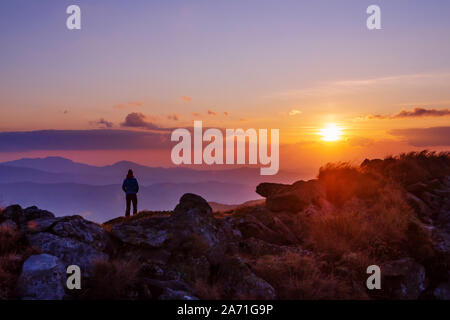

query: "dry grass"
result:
(362, 150), (450, 186)
(83, 258), (141, 299)
(0, 224), (37, 299)
(251, 252), (352, 299)
(0, 224), (21, 254)
(318, 162), (383, 206)
(307, 184), (414, 259)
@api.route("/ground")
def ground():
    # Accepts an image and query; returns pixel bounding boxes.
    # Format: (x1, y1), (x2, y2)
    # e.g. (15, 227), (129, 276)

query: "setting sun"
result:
(319, 124), (343, 142)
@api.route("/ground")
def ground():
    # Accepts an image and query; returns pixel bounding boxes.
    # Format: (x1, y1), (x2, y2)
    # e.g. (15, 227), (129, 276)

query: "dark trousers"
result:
(125, 194), (138, 217)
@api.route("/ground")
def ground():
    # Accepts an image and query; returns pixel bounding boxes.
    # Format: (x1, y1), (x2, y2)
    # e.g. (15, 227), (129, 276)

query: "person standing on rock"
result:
(122, 169), (139, 217)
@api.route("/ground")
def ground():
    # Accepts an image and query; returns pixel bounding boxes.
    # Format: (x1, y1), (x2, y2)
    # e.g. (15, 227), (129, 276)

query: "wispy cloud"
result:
(167, 113), (179, 121)
(389, 126), (450, 147)
(182, 96), (192, 102)
(288, 109), (302, 116)
(359, 107), (450, 120)
(91, 118), (113, 128)
(207, 110), (217, 116)
(273, 73), (450, 98)
(113, 101), (145, 109)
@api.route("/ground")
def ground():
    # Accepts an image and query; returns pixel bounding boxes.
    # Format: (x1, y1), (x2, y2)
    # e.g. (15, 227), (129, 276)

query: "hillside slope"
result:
(0, 151), (449, 300)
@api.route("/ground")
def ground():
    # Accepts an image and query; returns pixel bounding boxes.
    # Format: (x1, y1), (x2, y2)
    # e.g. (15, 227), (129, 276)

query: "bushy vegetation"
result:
(362, 150), (450, 186)
(311, 155), (440, 262)
(247, 151), (448, 299)
(81, 258), (142, 299)
(0, 220), (37, 299)
(251, 252), (353, 299)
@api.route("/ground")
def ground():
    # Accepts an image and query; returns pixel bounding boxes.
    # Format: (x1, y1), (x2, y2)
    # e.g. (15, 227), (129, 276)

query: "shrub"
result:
(83, 258), (141, 299)
(362, 151), (450, 186)
(252, 252), (352, 299)
(0, 224), (21, 255)
(0, 253), (23, 299)
(318, 163), (382, 206)
(308, 185), (414, 259)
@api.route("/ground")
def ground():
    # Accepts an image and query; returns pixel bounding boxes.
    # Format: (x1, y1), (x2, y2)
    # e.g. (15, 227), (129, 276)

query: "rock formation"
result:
(1, 153), (449, 300)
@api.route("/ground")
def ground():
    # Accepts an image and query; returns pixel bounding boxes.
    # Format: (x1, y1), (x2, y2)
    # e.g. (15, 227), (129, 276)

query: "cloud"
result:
(121, 112), (160, 130)
(288, 109), (302, 116)
(0, 130), (171, 152)
(392, 107), (450, 118)
(223, 112), (229, 116)
(359, 107), (450, 120)
(113, 101), (144, 109)
(167, 113), (179, 121)
(389, 126), (450, 147)
(272, 73), (450, 99)
(182, 96), (192, 102)
(192, 112), (202, 117)
(92, 118), (113, 128)
(128, 101), (144, 107)
(207, 110), (217, 116)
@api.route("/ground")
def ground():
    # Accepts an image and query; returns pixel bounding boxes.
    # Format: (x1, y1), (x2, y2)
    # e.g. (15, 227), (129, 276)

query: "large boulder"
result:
(111, 216), (170, 248)
(256, 180), (323, 212)
(381, 258), (427, 299)
(216, 256), (276, 299)
(169, 193), (227, 265)
(1, 205), (26, 226)
(16, 254), (66, 300)
(1, 205), (56, 227)
(50, 215), (111, 252)
(109, 193), (227, 267)
(172, 193), (213, 217)
(27, 232), (108, 275)
(23, 206), (55, 221)
(230, 206), (299, 245)
(24, 217), (58, 234)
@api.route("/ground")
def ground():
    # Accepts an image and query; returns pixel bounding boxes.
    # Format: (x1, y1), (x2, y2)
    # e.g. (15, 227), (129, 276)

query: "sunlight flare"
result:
(319, 124), (343, 141)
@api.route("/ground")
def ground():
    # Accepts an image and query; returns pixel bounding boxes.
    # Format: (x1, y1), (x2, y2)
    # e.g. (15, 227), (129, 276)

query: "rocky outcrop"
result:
(381, 258), (426, 300)
(26, 232), (108, 276)
(111, 193), (226, 266)
(216, 256), (276, 299)
(16, 254), (66, 300)
(2, 166), (449, 300)
(256, 180), (323, 212)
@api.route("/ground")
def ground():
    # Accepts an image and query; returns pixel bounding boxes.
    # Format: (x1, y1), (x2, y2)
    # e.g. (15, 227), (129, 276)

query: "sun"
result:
(319, 124), (343, 142)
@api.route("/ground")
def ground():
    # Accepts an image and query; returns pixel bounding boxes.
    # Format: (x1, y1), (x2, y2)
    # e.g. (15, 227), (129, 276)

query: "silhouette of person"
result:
(122, 169), (139, 217)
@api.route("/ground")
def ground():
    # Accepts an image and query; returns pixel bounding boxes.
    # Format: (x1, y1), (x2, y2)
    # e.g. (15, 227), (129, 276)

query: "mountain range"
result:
(0, 157), (301, 222)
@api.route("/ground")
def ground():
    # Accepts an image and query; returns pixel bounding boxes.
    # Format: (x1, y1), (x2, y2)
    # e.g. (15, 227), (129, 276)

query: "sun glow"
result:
(319, 124), (343, 142)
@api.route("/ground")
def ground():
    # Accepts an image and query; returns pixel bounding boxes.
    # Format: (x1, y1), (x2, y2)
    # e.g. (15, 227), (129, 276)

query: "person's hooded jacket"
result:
(122, 177), (139, 195)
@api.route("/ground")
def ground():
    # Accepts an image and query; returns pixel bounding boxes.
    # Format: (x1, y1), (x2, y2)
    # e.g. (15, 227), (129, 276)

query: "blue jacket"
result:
(122, 177), (139, 194)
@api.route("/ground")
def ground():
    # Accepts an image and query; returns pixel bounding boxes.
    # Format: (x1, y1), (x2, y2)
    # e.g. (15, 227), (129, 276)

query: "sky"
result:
(0, 0), (449, 176)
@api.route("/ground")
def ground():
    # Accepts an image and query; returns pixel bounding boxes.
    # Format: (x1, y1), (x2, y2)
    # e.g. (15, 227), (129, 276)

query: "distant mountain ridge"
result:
(1, 157), (301, 186)
(0, 157), (300, 221)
